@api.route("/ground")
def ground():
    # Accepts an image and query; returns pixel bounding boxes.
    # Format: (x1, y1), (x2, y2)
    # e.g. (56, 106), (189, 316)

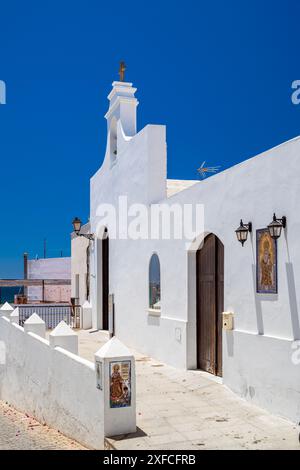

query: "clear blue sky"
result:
(0, 0), (299, 277)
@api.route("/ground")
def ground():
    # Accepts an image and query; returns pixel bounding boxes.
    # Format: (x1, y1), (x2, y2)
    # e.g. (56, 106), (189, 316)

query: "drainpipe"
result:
(86, 243), (90, 302)
(23, 252), (28, 298)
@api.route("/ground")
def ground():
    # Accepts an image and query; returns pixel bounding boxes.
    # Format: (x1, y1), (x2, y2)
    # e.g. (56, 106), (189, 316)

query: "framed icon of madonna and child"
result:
(256, 228), (278, 294)
(109, 360), (131, 408)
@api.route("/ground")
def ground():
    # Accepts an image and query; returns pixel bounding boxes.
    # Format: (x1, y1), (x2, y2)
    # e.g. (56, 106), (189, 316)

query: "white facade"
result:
(71, 223), (90, 306)
(75, 79), (300, 423)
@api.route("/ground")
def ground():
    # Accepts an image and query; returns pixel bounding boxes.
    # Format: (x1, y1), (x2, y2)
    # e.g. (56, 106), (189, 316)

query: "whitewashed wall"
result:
(223, 331), (300, 423)
(71, 233), (90, 306)
(88, 80), (300, 423)
(0, 316), (104, 449)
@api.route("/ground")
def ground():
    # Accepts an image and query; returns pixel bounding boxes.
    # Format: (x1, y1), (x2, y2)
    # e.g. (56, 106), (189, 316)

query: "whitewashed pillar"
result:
(81, 300), (92, 330)
(49, 321), (78, 354)
(95, 337), (136, 437)
(0, 302), (14, 318)
(24, 313), (46, 338)
(10, 307), (20, 324)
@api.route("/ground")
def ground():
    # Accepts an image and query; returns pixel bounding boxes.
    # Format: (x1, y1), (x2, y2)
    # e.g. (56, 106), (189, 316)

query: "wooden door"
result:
(196, 234), (224, 376)
(102, 233), (109, 330)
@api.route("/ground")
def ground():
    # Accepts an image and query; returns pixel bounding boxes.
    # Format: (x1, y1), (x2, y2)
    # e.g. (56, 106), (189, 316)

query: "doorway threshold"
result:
(194, 369), (223, 385)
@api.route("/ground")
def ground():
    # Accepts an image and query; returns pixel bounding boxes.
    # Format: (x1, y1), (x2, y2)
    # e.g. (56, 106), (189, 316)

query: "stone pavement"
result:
(0, 401), (86, 450)
(78, 329), (300, 450)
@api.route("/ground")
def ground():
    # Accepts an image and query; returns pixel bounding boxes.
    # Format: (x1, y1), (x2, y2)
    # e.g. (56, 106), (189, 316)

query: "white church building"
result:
(72, 77), (300, 424)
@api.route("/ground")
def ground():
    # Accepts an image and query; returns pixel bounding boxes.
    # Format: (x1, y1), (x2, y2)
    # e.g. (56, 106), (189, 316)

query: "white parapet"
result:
(0, 302), (14, 318)
(10, 307), (20, 324)
(81, 300), (92, 330)
(95, 336), (136, 438)
(24, 313), (46, 338)
(49, 320), (78, 354)
(0, 313), (104, 449)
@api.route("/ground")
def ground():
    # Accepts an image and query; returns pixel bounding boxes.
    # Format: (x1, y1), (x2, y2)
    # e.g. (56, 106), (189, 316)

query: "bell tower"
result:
(104, 77), (139, 138)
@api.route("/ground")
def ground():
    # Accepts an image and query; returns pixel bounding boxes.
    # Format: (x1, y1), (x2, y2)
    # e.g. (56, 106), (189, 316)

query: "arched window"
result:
(149, 254), (161, 310)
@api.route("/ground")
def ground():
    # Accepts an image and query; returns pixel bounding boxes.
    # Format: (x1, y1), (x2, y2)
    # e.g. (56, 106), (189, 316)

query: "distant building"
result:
(25, 256), (71, 303)
(71, 222), (90, 306)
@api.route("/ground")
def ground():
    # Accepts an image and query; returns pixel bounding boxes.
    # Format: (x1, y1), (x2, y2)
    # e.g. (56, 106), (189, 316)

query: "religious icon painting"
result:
(109, 360), (131, 408)
(256, 228), (277, 294)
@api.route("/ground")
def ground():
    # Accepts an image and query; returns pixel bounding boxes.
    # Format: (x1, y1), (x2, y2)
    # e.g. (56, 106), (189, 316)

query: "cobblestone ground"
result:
(0, 401), (86, 450)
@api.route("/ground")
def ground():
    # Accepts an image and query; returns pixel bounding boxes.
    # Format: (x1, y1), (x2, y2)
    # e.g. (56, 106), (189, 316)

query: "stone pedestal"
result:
(81, 300), (92, 330)
(0, 302), (14, 318)
(95, 337), (136, 438)
(10, 307), (20, 324)
(24, 313), (46, 338)
(49, 321), (78, 354)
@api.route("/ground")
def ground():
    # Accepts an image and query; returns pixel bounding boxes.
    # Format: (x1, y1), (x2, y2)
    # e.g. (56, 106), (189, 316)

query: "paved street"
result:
(78, 330), (300, 450)
(0, 401), (85, 450)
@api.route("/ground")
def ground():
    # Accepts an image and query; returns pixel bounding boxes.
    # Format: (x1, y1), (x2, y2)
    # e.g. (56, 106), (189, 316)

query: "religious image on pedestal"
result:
(256, 228), (277, 294)
(109, 360), (131, 408)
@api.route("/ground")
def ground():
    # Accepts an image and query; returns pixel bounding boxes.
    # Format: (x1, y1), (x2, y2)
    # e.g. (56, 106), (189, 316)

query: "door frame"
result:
(102, 228), (109, 330)
(196, 233), (224, 376)
(94, 225), (109, 331)
(187, 232), (224, 375)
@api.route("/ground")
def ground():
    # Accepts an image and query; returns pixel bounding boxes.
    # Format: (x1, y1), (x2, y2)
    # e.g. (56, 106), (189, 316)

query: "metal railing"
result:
(18, 304), (81, 329)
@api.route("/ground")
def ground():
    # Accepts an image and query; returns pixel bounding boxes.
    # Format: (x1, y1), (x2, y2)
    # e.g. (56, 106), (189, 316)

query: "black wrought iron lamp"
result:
(72, 217), (94, 240)
(235, 220), (252, 247)
(268, 213), (287, 240)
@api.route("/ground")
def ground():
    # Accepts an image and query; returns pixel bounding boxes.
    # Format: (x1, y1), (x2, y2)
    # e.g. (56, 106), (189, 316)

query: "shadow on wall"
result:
(286, 262), (300, 340)
(226, 331), (234, 357)
(251, 227), (278, 335)
(251, 264), (264, 335)
(251, 264), (279, 335)
(285, 230), (300, 340)
(250, 233), (264, 335)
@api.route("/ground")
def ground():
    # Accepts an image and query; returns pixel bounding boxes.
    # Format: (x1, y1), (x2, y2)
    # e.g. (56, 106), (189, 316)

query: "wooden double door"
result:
(196, 234), (224, 377)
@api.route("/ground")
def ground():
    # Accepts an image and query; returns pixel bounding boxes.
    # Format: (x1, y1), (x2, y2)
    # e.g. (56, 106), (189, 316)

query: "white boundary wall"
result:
(0, 316), (104, 449)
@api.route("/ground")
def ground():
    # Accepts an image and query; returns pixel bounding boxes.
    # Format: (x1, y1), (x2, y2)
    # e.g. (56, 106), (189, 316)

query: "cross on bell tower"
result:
(119, 61), (126, 82)
(105, 64), (138, 137)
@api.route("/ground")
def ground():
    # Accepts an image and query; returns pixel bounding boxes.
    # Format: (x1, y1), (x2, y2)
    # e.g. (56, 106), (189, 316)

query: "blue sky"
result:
(0, 0), (299, 277)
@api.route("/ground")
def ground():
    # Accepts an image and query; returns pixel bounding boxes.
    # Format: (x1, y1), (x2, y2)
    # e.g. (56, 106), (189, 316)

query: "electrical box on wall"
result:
(175, 327), (181, 342)
(222, 312), (234, 330)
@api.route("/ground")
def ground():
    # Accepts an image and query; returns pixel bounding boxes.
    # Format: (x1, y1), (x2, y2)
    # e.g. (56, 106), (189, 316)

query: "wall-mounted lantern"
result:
(72, 217), (94, 240)
(268, 213), (287, 240)
(235, 220), (252, 247)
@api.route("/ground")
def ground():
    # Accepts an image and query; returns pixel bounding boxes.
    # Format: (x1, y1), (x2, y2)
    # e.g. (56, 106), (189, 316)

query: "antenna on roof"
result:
(197, 161), (221, 179)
